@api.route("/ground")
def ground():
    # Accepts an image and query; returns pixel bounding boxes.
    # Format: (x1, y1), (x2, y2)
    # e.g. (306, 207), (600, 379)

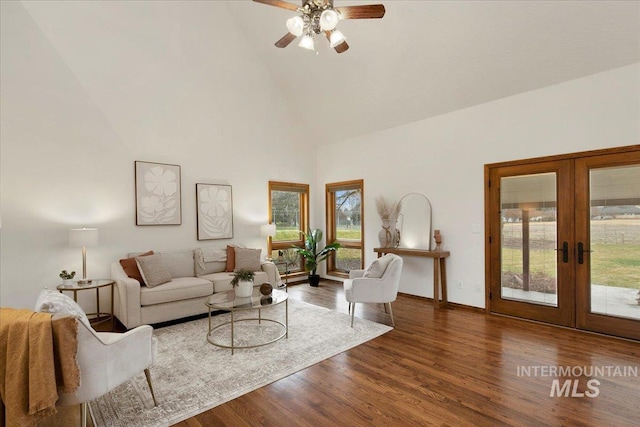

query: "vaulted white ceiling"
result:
(227, 0), (640, 145)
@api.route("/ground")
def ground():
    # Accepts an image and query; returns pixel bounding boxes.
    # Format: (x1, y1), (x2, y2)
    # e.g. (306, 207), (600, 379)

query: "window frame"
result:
(268, 181), (310, 275)
(326, 179), (364, 277)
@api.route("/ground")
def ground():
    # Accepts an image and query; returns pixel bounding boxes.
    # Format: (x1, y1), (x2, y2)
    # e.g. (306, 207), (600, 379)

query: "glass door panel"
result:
(500, 173), (558, 306)
(488, 160), (574, 327)
(588, 165), (640, 320)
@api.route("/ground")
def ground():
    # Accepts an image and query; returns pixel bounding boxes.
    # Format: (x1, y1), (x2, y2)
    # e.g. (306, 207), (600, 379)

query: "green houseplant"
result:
(292, 228), (341, 287)
(59, 270), (76, 285)
(230, 269), (255, 297)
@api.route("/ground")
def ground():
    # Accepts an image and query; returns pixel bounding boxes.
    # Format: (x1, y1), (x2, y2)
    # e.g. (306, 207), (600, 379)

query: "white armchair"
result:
(35, 290), (157, 427)
(343, 254), (403, 327)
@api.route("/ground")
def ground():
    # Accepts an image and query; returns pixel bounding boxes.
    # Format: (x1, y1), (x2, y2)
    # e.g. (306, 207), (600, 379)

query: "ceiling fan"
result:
(253, 0), (386, 54)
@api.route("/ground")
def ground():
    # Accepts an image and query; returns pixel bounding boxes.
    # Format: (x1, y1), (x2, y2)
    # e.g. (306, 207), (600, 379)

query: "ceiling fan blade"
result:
(335, 4), (386, 19)
(253, 0), (300, 12)
(275, 32), (297, 48)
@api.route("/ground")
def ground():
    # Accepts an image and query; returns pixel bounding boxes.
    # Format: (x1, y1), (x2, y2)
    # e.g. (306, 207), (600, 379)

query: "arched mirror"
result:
(397, 193), (433, 250)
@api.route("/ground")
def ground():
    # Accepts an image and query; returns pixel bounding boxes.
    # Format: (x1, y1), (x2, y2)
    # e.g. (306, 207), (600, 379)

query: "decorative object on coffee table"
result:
(375, 197), (401, 248)
(260, 283), (273, 296)
(135, 161), (182, 225)
(231, 269), (255, 298)
(292, 228), (341, 287)
(196, 183), (233, 240)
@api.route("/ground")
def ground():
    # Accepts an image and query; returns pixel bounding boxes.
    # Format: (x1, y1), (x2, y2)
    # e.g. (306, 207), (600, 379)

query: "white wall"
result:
(2, 1), (638, 312)
(0, 1), (315, 309)
(319, 64), (640, 308)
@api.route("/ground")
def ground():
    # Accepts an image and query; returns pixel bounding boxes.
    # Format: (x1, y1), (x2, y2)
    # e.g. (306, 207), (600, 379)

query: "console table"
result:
(374, 247), (450, 309)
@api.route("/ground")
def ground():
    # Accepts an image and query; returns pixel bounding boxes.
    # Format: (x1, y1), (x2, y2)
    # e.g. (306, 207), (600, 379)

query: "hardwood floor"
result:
(169, 280), (640, 426)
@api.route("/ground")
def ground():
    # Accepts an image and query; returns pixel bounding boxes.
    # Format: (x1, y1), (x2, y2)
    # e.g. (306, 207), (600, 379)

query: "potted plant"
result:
(292, 228), (341, 287)
(59, 270), (76, 286)
(230, 269), (255, 298)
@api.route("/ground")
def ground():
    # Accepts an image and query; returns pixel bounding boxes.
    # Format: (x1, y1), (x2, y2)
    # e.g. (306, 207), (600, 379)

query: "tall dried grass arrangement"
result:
(375, 197), (401, 220)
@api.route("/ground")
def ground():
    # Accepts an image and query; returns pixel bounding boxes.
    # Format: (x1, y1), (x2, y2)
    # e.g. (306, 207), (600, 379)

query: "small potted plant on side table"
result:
(59, 270), (76, 286)
(230, 269), (255, 298)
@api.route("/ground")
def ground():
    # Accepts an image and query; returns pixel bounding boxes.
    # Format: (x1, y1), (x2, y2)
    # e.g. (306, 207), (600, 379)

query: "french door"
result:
(486, 146), (640, 340)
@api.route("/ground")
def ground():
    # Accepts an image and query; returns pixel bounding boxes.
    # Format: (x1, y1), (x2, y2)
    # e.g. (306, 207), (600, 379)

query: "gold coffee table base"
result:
(206, 315), (287, 354)
(205, 288), (289, 354)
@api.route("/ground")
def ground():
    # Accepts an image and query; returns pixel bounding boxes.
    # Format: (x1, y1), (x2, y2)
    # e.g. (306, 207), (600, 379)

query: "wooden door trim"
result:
(575, 148), (640, 340)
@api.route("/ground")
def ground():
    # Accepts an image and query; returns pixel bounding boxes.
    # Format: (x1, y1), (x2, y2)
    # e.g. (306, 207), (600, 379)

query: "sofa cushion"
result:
(160, 251), (196, 278)
(139, 277), (214, 306)
(225, 245), (235, 272)
(34, 289), (91, 327)
(200, 271), (269, 293)
(363, 254), (395, 278)
(234, 248), (262, 271)
(136, 254), (172, 287)
(119, 251), (154, 284)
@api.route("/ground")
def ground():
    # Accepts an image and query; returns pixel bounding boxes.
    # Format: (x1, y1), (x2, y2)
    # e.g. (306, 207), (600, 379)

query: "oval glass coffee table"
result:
(205, 288), (288, 354)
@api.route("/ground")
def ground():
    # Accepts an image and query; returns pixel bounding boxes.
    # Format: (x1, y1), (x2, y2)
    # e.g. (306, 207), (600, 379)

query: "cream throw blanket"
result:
(195, 247), (227, 270)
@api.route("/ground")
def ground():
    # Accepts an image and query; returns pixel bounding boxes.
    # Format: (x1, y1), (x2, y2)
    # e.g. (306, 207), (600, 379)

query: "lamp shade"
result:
(286, 16), (305, 37)
(260, 223), (277, 237)
(69, 228), (99, 247)
(320, 9), (339, 31)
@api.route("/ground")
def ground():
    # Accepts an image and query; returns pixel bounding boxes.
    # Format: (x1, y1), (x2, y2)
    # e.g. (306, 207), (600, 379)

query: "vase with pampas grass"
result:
(376, 197), (401, 248)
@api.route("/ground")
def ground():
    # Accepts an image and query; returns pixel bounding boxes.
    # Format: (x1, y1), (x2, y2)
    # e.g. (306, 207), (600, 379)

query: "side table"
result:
(374, 247), (450, 309)
(57, 279), (115, 331)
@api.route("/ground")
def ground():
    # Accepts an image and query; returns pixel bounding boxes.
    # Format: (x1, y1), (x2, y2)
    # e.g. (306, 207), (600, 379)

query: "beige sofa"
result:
(111, 248), (279, 329)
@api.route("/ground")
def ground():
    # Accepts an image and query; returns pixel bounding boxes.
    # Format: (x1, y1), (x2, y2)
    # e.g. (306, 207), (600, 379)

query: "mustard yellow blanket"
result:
(0, 308), (79, 426)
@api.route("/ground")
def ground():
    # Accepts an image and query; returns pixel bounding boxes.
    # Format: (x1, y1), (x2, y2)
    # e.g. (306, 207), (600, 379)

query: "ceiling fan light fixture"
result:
(319, 9), (339, 31)
(286, 16), (305, 37)
(298, 34), (315, 50)
(329, 29), (346, 47)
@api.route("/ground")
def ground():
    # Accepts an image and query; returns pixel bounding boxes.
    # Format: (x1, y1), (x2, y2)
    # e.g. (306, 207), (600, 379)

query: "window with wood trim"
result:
(268, 181), (309, 274)
(326, 179), (364, 276)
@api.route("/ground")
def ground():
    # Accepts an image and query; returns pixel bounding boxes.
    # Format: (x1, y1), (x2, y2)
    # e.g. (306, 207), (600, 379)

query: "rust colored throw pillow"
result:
(119, 251), (154, 285)
(225, 246), (235, 272)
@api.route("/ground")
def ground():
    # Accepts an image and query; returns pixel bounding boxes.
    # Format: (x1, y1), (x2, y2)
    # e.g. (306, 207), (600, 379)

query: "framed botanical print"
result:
(135, 161), (182, 225)
(196, 183), (233, 240)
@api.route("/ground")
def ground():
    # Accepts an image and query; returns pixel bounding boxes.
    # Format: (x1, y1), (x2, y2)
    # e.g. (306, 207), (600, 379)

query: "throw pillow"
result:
(136, 253), (172, 287)
(119, 250), (154, 284)
(363, 254), (394, 278)
(226, 245), (236, 272)
(34, 288), (91, 327)
(234, 247), (262, 272)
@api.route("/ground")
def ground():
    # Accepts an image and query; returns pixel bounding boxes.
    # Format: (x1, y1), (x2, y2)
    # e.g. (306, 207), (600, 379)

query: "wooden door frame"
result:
(485, 145), (640, 338)
(575, 149), (640, 340)
(485, 159), (575, 327)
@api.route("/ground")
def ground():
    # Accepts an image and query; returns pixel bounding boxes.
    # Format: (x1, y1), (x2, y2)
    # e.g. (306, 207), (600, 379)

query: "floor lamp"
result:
(69, 227), (99, 284)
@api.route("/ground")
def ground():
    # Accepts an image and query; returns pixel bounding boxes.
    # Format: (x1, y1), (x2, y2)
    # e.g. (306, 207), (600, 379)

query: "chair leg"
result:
(350, 303), (355, 328)
(81, 402), (87, 427)
(387, 302), (395, 327)
(384, 303), (388, 313)
(144, 368), (158, 406)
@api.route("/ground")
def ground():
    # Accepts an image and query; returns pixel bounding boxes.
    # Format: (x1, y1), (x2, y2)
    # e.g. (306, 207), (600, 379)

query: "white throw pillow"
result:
(363, 254), (395, 278)
(136, 253), (172, 287)
(234, 247), (262, 271)
(34, 288), (91, 327)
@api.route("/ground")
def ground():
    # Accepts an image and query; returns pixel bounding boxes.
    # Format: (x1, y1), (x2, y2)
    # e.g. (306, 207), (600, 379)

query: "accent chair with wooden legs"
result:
(343, 254), (403, 327)
(34, 289), (157, 427)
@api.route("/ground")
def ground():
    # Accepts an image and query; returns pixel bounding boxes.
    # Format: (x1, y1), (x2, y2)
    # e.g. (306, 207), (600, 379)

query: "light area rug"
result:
(89, 298), (392, 427)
